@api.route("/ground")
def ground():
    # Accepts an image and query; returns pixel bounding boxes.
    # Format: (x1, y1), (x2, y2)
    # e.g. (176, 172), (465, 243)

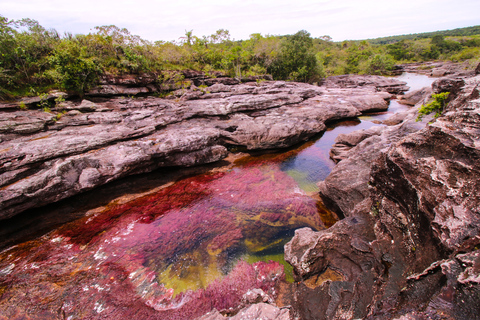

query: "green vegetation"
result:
(417, 92), (450, 121)
(368, 25), (480, 44)
(267, 30), (323, 82)
(1, 14), (479, 100)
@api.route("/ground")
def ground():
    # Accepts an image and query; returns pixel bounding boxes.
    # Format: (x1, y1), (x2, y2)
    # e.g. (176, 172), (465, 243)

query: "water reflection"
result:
(280, 72), (435, 192)
(280, 119), (381, 188)
(396, 72), (436, 91)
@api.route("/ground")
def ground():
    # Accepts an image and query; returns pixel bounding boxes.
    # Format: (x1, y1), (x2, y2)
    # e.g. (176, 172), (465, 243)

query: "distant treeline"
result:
(367, 25), (480, 44)
(1, 15), (479, 99)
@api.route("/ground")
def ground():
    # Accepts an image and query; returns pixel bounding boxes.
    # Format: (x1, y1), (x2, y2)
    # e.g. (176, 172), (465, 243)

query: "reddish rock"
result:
(398, 86), (433, 106)
(0, 77), (406, 220)
(286, 74), (480, 318)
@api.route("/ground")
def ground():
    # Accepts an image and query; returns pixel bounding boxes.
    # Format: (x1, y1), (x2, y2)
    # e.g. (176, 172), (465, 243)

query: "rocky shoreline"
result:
(0, 74), (406, 221)
(283, 68), (480, 319)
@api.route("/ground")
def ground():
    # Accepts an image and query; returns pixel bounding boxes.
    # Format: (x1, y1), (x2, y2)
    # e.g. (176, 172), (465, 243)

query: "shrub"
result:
(267, 30), (323, 83)
(48, 40), (101, 96)
(366, 54), (395, 75)
(417, 92), (449, 121)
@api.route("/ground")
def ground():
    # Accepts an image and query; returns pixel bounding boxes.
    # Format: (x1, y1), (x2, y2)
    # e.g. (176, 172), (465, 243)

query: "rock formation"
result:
(399, 61), (477, 78)
(285, 74), (480, 319)
(0, 75), (407, 220)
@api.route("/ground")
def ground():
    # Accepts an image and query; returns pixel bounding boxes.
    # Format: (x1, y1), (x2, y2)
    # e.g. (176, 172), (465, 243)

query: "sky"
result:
(1, 0), (480, 42)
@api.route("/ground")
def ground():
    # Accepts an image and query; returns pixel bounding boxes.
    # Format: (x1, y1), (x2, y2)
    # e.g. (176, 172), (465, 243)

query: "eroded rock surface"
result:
(318, 96), (433, 218)
(398, 86), (433, 106)
(198, 303), (291, 320)
(0, 76), (406, 220)
(399, 61), (477, 78)
(285, 75), (480, 319)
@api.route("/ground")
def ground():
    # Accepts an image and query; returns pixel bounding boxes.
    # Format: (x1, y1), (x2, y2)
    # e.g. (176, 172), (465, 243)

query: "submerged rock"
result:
(198, 303), (291, 320)
(0, 76), (407, 220)
(285, 74), (480, 319)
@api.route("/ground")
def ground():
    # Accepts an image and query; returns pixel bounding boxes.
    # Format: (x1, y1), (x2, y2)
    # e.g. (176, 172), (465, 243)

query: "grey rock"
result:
(86, 85), (151, 96)
(398, 86), (433, 106)
(325, 74), (409, 94)
(0, 76), (409, 219)
(18, 91), (68, 107)
(197, 303), (291, 320)
(285, 74), (480, 319)
(241, 289), (274, 305)
(0, 110), (55, 135)
(432, 77), (466, 95)
(230, 303), (291, 320)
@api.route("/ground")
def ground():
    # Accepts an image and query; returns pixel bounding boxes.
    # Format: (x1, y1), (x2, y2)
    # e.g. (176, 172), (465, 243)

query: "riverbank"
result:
(1, 66), (479, 319)
(284, 68), (480, 319)
(0, 75), (407, 221)
(0, 72), (408, 319)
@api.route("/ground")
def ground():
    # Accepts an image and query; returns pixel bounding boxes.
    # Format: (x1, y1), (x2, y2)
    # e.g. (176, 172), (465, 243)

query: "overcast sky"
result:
(2, 0), (480, 42)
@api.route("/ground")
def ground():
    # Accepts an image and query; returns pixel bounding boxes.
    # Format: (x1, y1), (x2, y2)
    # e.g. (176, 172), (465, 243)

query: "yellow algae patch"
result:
(313, 194), (340, 228)
(156, 251), (223, 296)
(244, 237), (285, 253)
(303, 268), (344, 289)
(284, 169), (320, 193)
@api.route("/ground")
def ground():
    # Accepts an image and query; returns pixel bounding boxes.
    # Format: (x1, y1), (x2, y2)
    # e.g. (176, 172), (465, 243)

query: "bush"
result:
(48, 40), (101, 96)
(450, 47), (480, 61)
(367, 54), (395, 75)
(417, 92), (449, 121)
(267, 30), (323, 83)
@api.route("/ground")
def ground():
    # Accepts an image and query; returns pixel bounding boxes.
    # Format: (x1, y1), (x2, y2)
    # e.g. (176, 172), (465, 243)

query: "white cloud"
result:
(1, 0), (479, 42)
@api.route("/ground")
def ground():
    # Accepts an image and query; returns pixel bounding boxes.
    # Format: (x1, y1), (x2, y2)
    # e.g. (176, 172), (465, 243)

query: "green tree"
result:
(0, 16), (59, 97)
(367, 54), (395, 75)
(48, 40), (101, 96)
(268, 30), (323, 82)
(387, 40), (413, 60)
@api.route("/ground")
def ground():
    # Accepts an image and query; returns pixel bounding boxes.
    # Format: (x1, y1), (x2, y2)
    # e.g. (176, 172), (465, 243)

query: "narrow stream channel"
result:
(0, 73), (435, 319)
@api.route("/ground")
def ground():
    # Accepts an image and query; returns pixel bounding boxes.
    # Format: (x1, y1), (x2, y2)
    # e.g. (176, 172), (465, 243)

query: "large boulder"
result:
(318, 101), (432, 218)
(285, 74), (480, 319)
(398, 86), (433, 106)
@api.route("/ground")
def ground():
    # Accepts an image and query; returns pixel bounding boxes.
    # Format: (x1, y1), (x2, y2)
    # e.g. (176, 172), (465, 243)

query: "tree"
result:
(367, 54), (395, 75)
(387, 40), (413, 60)
(48, 40), (101, 96)
(268, 30), (323, 82)
(0, 16), (60, 97)
(181, 29), (193, 46)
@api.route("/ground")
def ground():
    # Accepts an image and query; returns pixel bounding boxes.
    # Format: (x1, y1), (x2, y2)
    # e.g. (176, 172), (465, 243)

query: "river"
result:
(0, 73), (435, 319)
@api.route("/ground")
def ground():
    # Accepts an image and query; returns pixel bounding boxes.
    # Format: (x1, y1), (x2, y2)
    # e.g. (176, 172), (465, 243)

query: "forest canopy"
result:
(1, 15), (479, 99)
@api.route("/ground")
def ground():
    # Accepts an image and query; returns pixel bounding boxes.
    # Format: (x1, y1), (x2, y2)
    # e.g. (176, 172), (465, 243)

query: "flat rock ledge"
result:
(0, 76), (407, 220)
(285, 74), (480, 319)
